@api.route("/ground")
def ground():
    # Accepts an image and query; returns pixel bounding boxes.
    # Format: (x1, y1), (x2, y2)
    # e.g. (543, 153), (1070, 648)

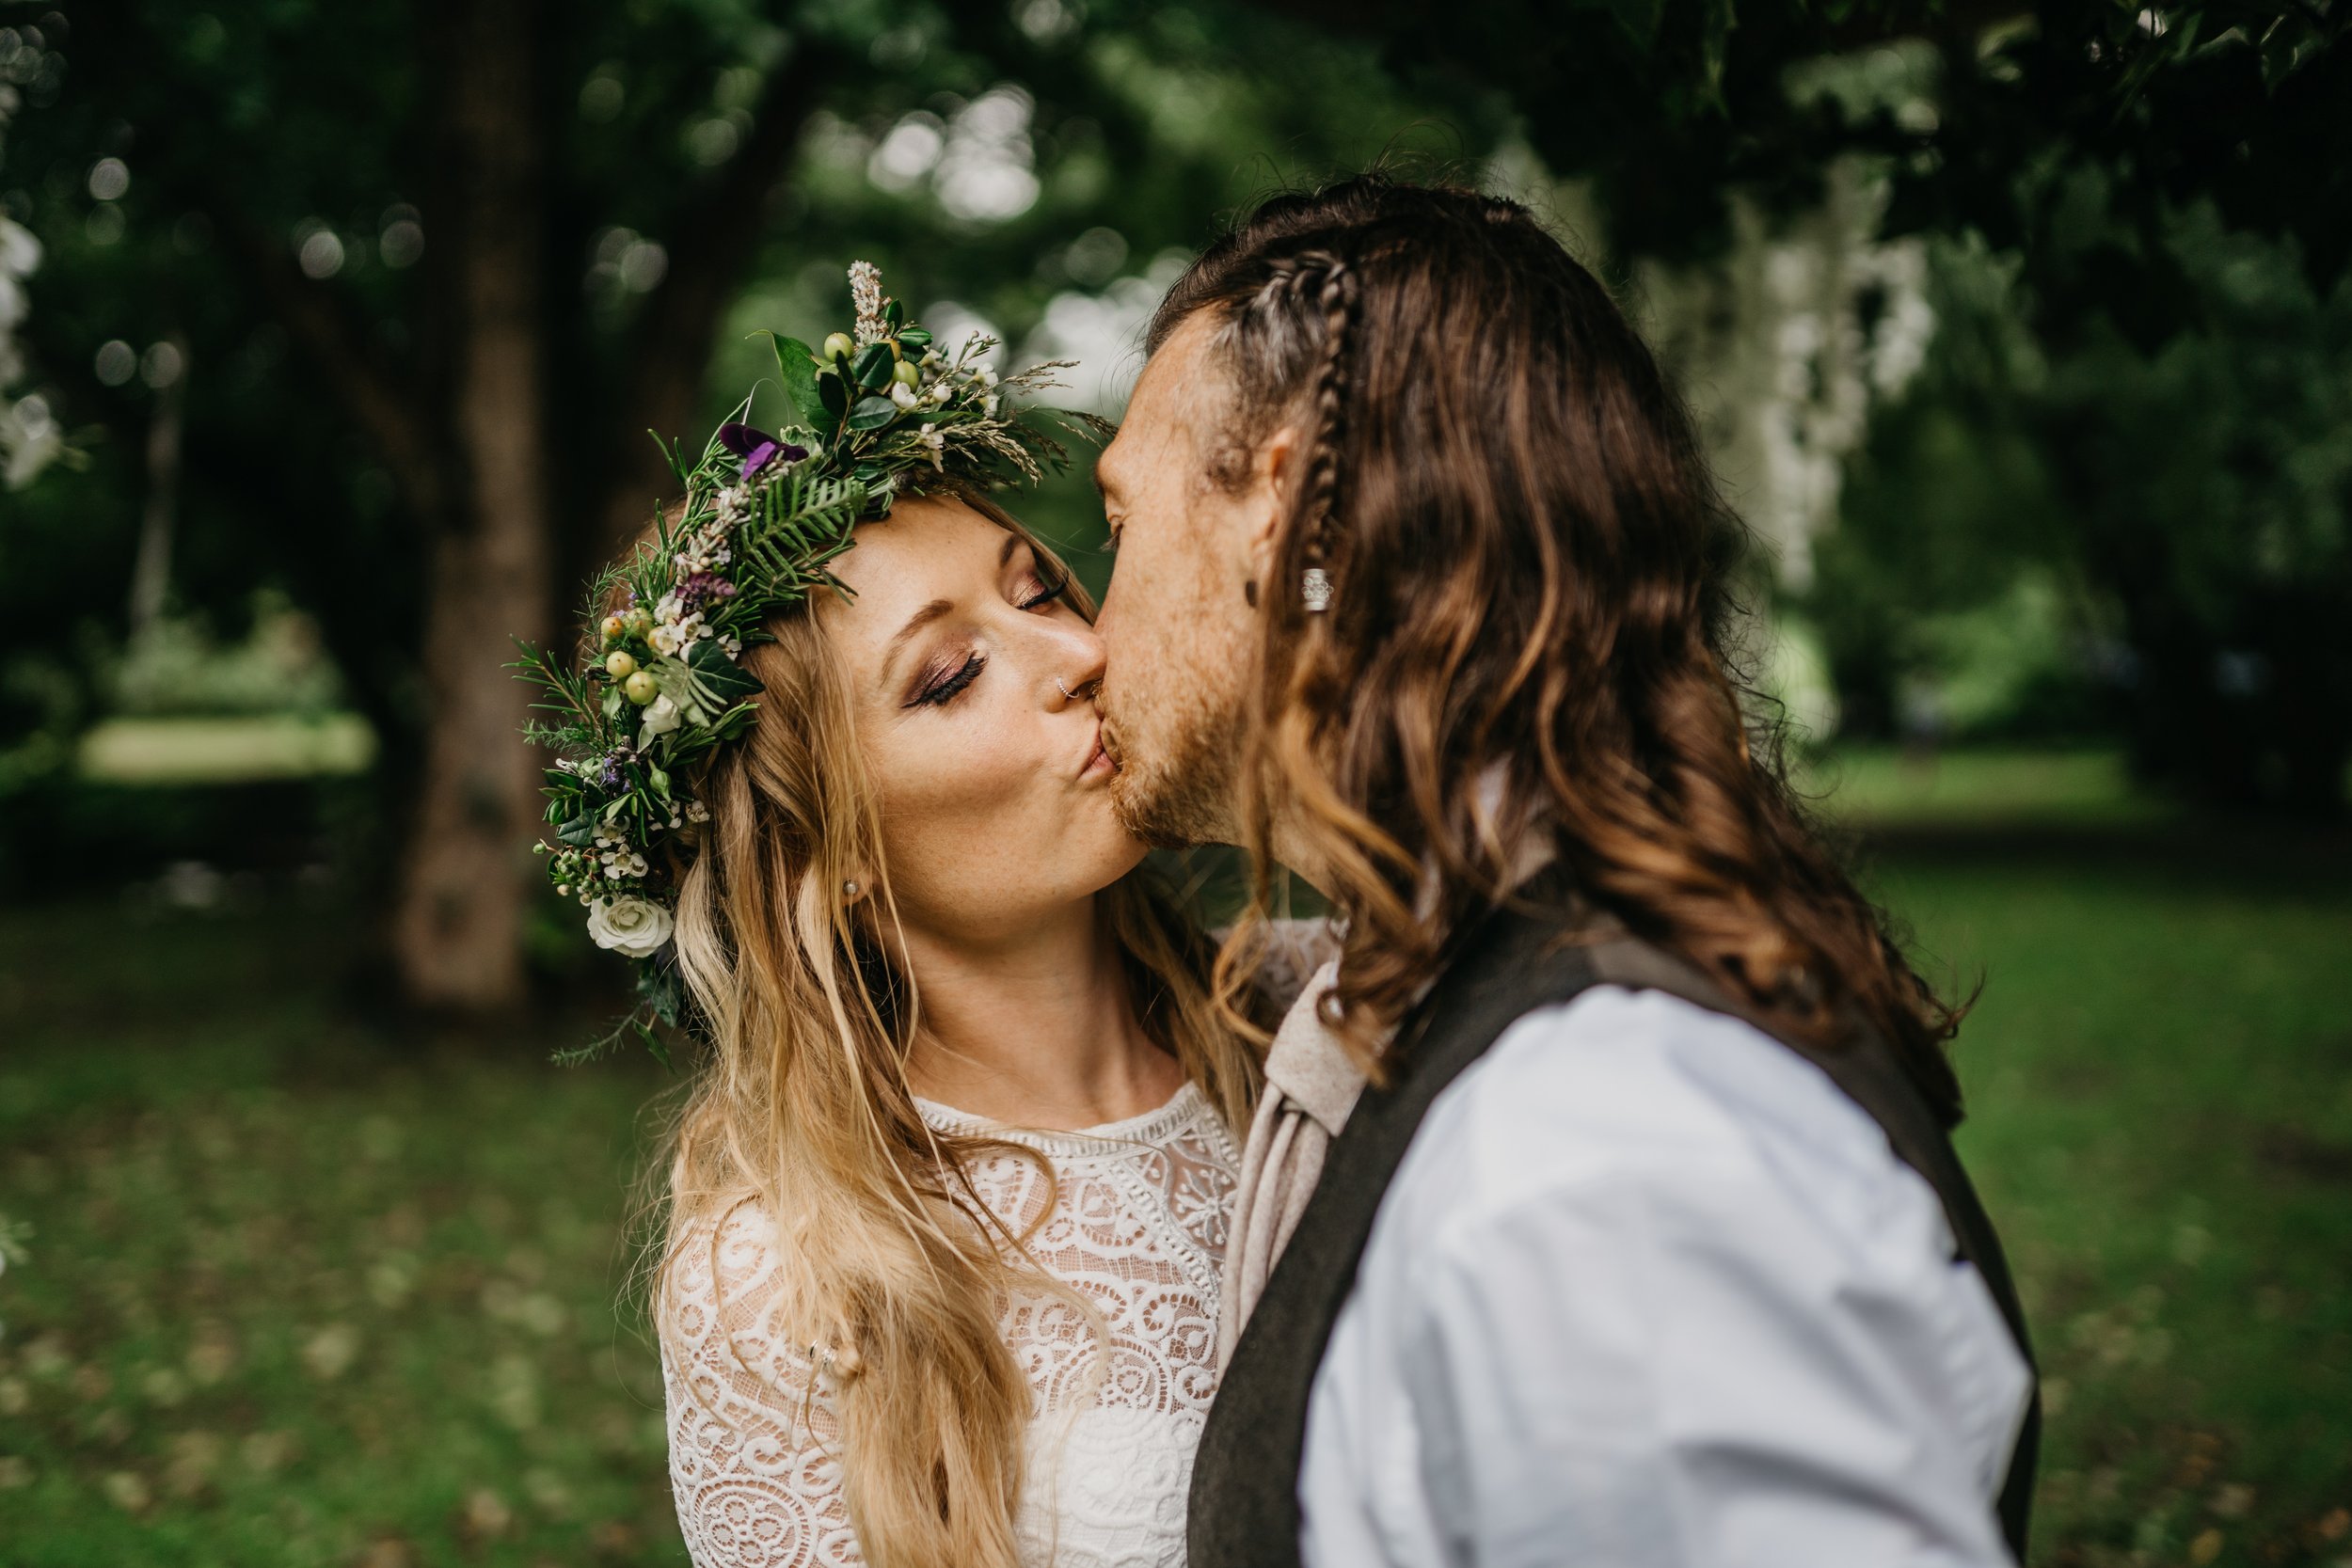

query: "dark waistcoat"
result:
(1187, 896), (2040, 1567)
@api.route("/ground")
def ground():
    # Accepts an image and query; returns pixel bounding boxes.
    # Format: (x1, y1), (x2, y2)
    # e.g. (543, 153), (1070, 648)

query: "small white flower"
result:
(586, 896), (674, 958)
(685, 800), (710, 823)
(982, 393), (1000, 418)
(977, 367), (999, 388)
(719, 634), (742, 658)
(889, 380), (918, 410)
(649, 622), (682, 657)
(917, 423), (945, 470)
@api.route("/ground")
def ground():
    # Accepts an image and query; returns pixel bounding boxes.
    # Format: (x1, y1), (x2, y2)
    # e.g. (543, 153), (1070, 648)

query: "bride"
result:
(517, 266), (1295, 1568)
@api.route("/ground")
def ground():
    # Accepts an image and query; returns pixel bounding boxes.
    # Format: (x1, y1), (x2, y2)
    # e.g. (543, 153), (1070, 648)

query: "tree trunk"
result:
(389, 0), (554, 1010)
(126, 331), (188, 640)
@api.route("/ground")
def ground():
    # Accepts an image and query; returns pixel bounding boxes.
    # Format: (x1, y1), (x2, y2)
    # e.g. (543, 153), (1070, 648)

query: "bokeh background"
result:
(3, 2), (2349, 1564)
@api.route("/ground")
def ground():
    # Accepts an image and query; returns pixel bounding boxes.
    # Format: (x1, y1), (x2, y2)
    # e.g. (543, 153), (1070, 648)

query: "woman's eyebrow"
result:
(883, 598), (956, 683)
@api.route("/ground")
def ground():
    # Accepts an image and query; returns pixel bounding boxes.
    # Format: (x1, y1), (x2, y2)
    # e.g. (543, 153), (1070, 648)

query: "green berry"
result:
(604, 650), (638, 680)
(822, 332), (855, 362)
(893, 360), (921, 388)
(598, 613), (627, 644)
(623, 671), (660, 706)
(622, 608), (654, 640)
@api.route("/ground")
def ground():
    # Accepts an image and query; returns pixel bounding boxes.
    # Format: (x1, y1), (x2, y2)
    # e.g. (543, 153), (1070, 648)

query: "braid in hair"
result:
(1292, 257), (1359, 607)
(1214, 248), (1361, 608)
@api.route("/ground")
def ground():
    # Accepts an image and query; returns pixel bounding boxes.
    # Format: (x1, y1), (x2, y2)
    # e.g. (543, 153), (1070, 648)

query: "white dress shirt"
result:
(1296, 985), (2033, 1568)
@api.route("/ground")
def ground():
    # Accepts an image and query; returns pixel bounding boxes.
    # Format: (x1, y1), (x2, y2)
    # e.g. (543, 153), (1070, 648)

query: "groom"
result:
(1091, 176), (2040, 1567)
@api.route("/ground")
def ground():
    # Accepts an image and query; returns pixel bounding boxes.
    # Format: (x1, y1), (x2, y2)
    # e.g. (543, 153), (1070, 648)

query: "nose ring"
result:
(1056, 677), (1075, 701)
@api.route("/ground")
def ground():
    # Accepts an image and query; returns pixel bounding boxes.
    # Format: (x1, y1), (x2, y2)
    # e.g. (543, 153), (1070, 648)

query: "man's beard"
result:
(1103, 684), (1244, 850)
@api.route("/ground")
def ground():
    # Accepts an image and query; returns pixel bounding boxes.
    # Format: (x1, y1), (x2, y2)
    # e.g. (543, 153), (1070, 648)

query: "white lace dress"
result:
(660, 1082), (1242, 1568)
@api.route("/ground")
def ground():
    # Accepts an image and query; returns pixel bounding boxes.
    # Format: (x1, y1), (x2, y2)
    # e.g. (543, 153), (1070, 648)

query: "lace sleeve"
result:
(662, 1201), (863, 1568)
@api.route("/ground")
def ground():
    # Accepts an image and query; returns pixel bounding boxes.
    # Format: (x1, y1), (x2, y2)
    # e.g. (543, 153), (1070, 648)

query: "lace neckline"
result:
(914, 1079), (1209, 1155)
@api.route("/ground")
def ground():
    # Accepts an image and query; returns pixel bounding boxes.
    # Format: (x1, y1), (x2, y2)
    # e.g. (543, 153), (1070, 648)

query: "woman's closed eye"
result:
(905, 563), (1067, 708)
(1018, 569), (1070, 611)
(910, 651), (985, 708)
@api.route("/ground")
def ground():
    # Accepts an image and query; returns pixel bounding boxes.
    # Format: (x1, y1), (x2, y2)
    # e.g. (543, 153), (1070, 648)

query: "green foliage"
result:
(1808, 205), (2352, 807)
(0, 0), (1485, 874)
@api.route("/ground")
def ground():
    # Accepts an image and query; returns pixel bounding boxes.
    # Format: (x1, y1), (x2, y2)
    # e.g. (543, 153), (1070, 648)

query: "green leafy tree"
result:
(0, 0), (1479, 1009)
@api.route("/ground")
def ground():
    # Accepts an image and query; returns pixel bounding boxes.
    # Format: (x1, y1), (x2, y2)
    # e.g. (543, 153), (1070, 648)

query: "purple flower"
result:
(675, 572), (739, 614)
(596, 746), (636, 791)
(716, 423), (809, 480)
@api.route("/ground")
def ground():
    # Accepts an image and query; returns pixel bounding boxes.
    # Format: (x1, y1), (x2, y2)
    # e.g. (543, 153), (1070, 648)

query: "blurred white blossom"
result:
(934, 87), (1039, 223)
(0, 216), (62, 489)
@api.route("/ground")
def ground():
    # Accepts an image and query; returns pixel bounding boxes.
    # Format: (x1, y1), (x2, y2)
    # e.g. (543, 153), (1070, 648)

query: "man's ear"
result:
(1239, 422), (1299, 592)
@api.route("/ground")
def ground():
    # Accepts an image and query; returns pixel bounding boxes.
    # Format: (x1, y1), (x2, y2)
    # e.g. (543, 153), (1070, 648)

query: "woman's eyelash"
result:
(913, 652), (985, 708)
(1020, 574), (1069, 610)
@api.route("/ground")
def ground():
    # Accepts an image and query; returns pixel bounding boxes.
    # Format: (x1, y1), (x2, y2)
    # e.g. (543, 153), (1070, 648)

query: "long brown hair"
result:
(653, 487), (1262, 1568)
(1151, 174), (1965, 1120)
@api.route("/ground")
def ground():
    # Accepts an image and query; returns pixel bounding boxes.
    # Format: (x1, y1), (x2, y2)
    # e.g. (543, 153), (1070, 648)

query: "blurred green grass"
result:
(1799, 745), (2178, 832)
(77, 715), (379, 785)
(0, 907), (685, 1566)
(2, 752), (2349, 1565)
(1879, 839), (2352, 1567)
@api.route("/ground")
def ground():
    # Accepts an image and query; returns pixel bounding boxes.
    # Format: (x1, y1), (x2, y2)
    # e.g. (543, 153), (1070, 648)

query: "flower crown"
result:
(513, 262), (1104, 1060)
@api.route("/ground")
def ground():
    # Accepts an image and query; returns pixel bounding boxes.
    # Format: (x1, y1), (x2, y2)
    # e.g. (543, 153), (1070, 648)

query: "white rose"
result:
(585, 895), (674, 958)
(639, 694), (682, 737)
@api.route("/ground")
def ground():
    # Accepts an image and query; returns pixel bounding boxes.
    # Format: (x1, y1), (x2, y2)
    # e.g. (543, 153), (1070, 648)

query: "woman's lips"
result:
(1078, 721), (1116, 782)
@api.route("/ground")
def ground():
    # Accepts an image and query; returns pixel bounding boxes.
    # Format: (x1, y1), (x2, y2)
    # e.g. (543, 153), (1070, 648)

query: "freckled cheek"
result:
(870, 718), (1051, 885)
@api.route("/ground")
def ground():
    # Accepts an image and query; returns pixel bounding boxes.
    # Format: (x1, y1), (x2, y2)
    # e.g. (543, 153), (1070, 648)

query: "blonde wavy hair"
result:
(649, 489), (1262, 1568)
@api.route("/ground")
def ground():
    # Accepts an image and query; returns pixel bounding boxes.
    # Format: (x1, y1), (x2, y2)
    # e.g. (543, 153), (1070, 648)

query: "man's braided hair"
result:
(1149, 174), (1968, 1120)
